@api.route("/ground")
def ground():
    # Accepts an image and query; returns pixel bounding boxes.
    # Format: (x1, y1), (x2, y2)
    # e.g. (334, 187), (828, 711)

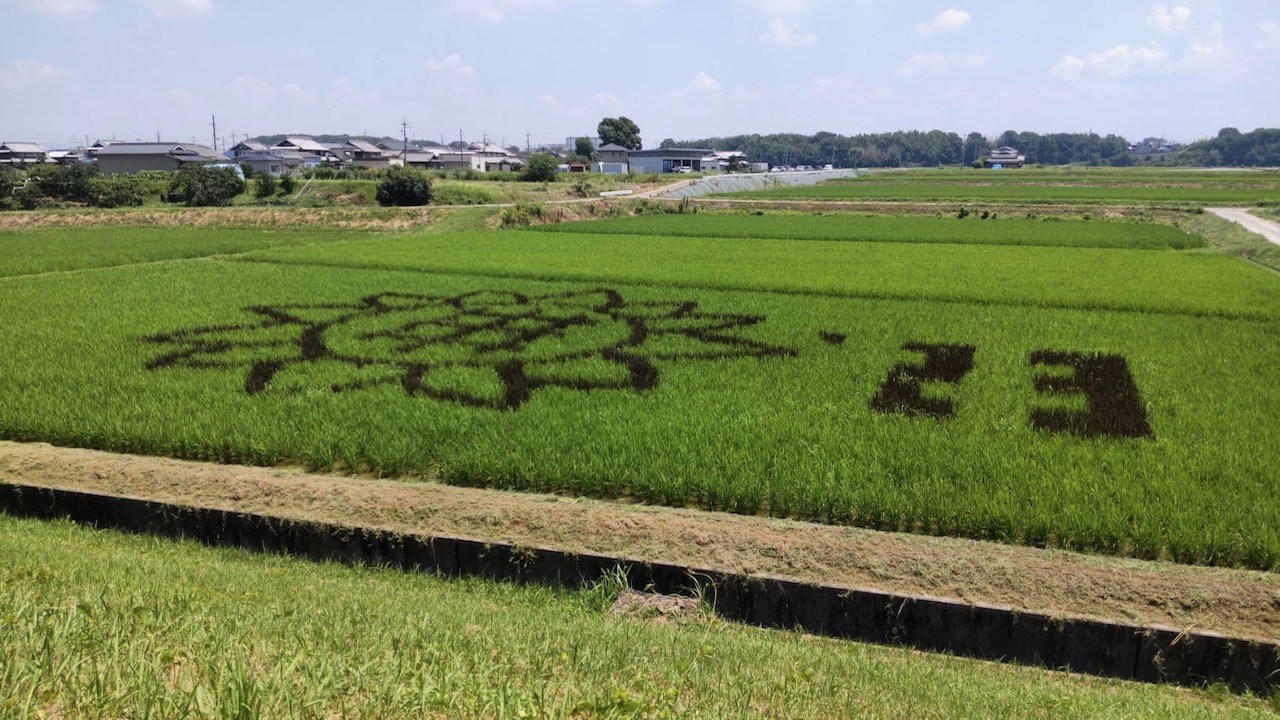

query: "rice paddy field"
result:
(1, 206), (1278, 570)
(719, 168), (1280, 205)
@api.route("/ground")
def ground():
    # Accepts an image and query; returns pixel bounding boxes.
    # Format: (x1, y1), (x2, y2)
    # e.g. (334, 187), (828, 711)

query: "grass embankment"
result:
(2, 516), (1273, 718)
(1, 260), (1277, 567)
(247, 230), (1280, 320)
(528, 213), (1204, 250)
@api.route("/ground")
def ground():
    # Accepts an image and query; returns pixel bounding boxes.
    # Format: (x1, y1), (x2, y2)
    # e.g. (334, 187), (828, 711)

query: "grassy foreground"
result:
(0, 515), (1273, 719)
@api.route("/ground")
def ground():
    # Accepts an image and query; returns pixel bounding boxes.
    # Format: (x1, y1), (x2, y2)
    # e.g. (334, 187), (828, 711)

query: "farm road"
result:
(1207, 207), (1280, 246)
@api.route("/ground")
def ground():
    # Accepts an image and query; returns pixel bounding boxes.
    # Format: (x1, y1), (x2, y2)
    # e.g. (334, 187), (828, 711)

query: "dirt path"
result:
(2, 441), (1276, 641)
(1207, 208), (1280, 246)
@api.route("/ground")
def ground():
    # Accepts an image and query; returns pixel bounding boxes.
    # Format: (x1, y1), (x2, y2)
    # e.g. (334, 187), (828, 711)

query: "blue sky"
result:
(1, 0), (1277, 149)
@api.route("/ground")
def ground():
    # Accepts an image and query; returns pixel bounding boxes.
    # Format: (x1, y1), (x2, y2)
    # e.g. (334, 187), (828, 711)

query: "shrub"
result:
(570, 178), (593, 198)
(520, 154), (559, 183)
(375, 167), (433, 206)
(167, 164), (246, 207)
(254, 174), (278, 198)
(88, 176), (147, 208)
(431, 183), (498, 206)
(279, 174), (296, 194)
(499, 201), (546, 227)
(238, 162), (254, 180)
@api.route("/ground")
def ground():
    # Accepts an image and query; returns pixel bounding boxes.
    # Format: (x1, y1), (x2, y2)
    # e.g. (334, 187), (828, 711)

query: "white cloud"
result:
(914, 8), (971, 35)
(232, 74), (276, 100)
(593, 91), (622, 108)
(1050, 44), (1169, 79)
(0, 59), (70, 90)
(280, 83), (312, 102)
(426, 54), (475, 80)
(144, 0), (212, 18)
(759, 18), (817, 47)
(1189, 21), (1225, 59)
(687, 71), (722, 94)
(1147, 4), (1191, 33)
(894, 52), (987, 76)
(1260, 20), (1280, 50)
(21, 0), (101, 18)
(328, 78), (378, 105)
(739, 0), (818, 14)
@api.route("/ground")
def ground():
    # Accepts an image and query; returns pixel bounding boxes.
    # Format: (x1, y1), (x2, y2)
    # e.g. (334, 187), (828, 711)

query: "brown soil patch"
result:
(610, 591), (705, 626)
(2, 440), (1276, 641)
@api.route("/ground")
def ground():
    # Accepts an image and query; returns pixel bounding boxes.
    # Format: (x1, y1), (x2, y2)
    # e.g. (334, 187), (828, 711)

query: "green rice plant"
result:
(720, 183), (1279, 205)
(244, 230), (1280, 320)
(526, 213), (1204, 250)
(0, 259), (1277, 567)
(0, 226), (379, 278)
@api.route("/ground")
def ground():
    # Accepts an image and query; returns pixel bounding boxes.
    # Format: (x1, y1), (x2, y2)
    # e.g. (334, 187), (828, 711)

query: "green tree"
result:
(167, 164), (246, 207)
(519, 154), (559, 182)
(574, 136), (596, 159)
(279, 174), (296, 194)
(254, 173), (277, 198)
(27, 163), (99, 203)
(375, 166), (433, 206)
(597, 117), (642, 150)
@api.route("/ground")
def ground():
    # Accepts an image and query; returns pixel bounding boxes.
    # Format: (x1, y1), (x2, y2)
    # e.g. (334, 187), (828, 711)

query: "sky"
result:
(1, 0), (1277, 150)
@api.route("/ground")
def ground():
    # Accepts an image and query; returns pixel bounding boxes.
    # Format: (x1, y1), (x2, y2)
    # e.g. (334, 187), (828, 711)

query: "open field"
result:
(1, 242), (1278, 566)
(0, 226), (378, 277)
(247, 229), (1280, 320)
(529, 213), (1205, 249)
(717, 168), (1280, 205)
(723, 183), (1280, 205)
(2, 515), (1273, 718)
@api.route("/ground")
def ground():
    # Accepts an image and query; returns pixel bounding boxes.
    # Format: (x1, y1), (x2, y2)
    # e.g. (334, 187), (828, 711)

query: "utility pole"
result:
(401, 119), (410, 162)
(526, 133), (531, 153)
(210, 115), (217, 151)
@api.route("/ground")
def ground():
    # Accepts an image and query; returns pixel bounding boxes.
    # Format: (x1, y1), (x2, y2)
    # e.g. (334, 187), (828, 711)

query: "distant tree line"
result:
(1149, 128), (1280, 167)
(661, 128), (1280, 168)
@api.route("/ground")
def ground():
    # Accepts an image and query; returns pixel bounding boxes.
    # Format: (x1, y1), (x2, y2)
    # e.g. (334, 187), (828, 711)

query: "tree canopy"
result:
(597, 117), (642, 150)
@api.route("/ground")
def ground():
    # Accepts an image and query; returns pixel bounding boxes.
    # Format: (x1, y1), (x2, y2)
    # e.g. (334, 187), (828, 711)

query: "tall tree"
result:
(574, 136), (596, 159)
(597, 117), (642, 150)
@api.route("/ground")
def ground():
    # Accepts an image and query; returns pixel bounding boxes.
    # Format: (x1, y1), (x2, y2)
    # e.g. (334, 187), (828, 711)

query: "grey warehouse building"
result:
(626, 148), (716, 174)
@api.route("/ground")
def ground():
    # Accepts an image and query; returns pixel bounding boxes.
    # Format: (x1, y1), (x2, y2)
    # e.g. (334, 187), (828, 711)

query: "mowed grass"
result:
(5, 517), (1271, 719)
(0, 226), (376, 277)
(0, 259), (1277, 567)
(246, 230), (1280, 320)
(528, 213), (1204, 249)
(722, 182), (1280, 205)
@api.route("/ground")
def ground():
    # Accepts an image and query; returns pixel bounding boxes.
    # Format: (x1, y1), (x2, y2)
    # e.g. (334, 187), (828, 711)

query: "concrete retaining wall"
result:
(1, 482), (1275, 694)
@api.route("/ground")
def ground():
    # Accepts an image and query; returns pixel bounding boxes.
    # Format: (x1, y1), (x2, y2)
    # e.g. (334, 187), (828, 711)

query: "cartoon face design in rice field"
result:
(144, 289), (795, 410)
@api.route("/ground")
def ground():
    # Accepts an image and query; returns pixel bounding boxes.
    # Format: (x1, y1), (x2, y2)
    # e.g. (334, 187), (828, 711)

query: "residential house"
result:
(397, 150), (441, 169)
(0, 142), (49, 166)
(47, 150), (86, 166)
(94, 142), (224, 174)
(272, 137), (336, 161)
(228, 140), (269, 159)
(346, 139), (390, 169)
(428, 152), (484, 172)
(597, 144), (630, 165)
(984, 146), (1025, 169)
